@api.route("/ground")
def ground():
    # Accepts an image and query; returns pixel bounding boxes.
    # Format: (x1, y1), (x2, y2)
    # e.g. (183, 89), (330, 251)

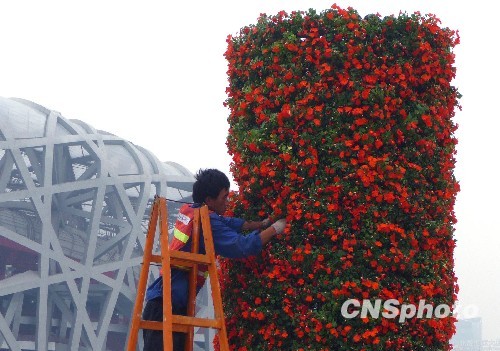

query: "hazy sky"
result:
(0, 0), (498, 340)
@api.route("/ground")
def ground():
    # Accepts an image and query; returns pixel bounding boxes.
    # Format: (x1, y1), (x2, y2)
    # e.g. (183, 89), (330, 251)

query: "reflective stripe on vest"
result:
(173, 228), (189, 244)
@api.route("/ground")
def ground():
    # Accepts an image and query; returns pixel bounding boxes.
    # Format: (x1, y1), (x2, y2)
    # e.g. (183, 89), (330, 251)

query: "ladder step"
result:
(139, 320), (189, 333)
(151, 250), (211, 267)
(172, 315), (222, 329)
(139, 320), (163, 331)
(139, 315), (222, 332)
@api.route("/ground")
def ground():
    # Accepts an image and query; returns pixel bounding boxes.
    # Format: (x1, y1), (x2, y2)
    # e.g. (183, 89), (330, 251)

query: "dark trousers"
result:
(142, 298), (187, 351)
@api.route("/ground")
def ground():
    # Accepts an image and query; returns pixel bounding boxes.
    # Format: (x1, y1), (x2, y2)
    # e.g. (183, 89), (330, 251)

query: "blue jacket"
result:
(145, 204), (263, 309)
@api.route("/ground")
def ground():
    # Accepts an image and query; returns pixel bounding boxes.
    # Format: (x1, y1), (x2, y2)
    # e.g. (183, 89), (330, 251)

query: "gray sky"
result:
(0, 0), (498, 340)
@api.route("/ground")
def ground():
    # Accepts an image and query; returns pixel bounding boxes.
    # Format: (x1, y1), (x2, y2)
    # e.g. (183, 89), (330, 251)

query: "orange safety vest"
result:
(170, 204), (209, 290)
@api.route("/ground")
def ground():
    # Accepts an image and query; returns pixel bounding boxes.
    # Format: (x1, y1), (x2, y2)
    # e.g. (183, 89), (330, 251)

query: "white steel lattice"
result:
(0, 97), (213, 351)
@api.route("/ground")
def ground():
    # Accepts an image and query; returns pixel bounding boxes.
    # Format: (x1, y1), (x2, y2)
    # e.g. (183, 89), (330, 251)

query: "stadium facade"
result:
(0, 97), (214, 350)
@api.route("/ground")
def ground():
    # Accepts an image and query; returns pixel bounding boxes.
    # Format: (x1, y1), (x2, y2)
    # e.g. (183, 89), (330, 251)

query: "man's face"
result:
(205, 188), (229, 215)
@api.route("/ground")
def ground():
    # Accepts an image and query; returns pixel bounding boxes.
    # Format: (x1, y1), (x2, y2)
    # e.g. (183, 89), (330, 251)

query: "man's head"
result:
(192, 169), (230, 215)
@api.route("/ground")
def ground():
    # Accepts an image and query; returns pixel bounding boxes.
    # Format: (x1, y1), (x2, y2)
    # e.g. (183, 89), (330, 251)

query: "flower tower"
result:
(220, 5), (460, 350)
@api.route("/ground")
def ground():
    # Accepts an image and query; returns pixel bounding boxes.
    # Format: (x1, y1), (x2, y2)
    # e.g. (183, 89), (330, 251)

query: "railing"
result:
(452, 340), (500, 351)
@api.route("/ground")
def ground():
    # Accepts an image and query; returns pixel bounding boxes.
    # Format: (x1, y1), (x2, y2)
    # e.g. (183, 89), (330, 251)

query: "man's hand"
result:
(271, 219), (286, 235)
(259, 218), (286, 245)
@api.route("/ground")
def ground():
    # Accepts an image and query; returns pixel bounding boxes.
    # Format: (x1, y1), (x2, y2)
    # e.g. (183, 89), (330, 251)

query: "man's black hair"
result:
(192, 169), (230, 204)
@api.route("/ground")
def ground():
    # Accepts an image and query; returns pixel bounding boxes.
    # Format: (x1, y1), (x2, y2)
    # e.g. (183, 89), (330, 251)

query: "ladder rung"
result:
(139, 316), (222, 331)
(151, 251), (211, 267)
(172, 315), (222, 329)
(139, 320), (190, 333)
(171, 250), (212, 266)
(139, 320), (163, 331)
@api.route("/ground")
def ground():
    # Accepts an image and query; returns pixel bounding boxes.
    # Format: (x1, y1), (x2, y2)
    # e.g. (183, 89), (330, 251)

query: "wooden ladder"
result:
(126, 196), (229, 351)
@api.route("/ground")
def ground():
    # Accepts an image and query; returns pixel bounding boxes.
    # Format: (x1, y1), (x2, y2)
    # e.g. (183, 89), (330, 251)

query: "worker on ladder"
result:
(142, 169), (287, 351)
